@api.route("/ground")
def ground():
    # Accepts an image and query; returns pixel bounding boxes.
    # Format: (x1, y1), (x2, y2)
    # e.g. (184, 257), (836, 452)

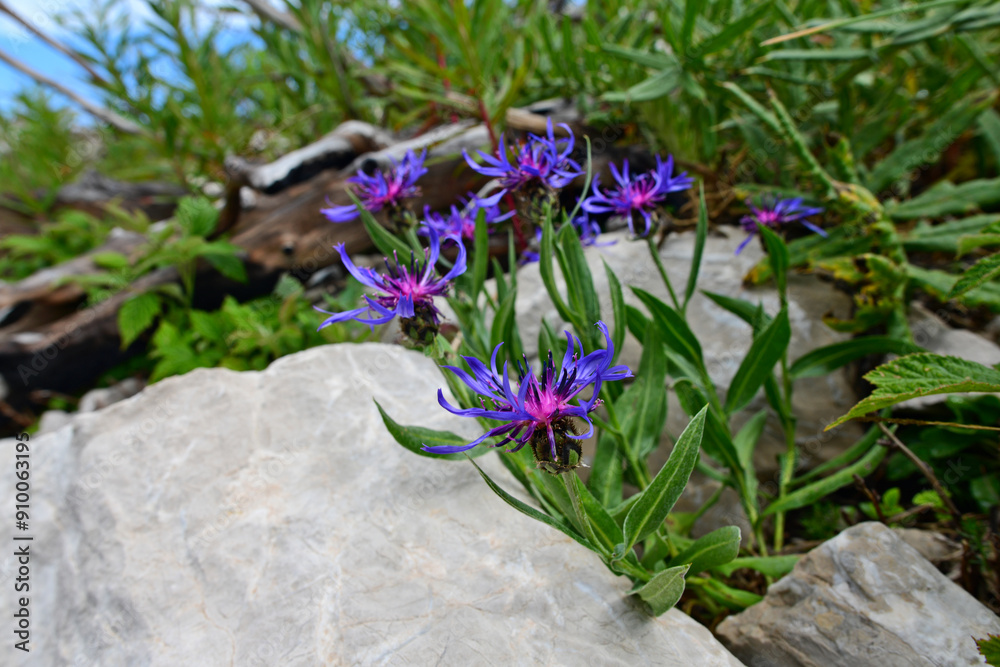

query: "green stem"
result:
(773, 355), (797, 553)
(647, 237), (681, 311)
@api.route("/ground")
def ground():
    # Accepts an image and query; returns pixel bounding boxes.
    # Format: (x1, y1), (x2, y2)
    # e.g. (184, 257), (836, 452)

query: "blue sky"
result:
(0, 0), (254, 116)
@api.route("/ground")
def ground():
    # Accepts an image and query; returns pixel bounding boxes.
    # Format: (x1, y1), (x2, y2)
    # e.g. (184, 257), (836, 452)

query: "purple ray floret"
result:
(582, 155), (693, 237)
(321, 149), (429, 223)
(463, 118), (583, 197)
(736, 195), (826, 255)
(419, 193), (514, 242)
(422, 322), (632, 458)
(315, 227), (465, 330)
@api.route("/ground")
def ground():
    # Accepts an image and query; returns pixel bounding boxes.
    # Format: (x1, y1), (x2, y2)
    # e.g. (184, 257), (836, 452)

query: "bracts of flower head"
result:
(418, 193), (514, 244)
(736, 195), (826, 255)
(422, 321), (632, 474)
(321, 149), (428, 233)
(315, 227), (465, 343)
(463, 118), (583, 225)
(582, 154), (693, 238)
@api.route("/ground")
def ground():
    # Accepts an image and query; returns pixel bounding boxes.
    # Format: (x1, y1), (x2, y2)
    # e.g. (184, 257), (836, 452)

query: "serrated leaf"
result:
(789, 336), (925, 380)
(202, 252), (247, 283)
(633, 564), (689, 616)
(375, 400), (488, 461)
(977, 634), (1000, 666)
(175, 196), (219, 238)
(725, 308), (790, 414)
(669, 526), (741, 575)
(117, 292), (162, 349)
(829, 353), (1000, 429)
(623, 407), (707, 550)
(948, 253), (1000, 299)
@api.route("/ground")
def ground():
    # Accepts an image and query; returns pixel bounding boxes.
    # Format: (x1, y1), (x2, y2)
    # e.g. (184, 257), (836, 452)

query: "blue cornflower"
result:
(315, 227), (465, 341)
(463, 118), (583, 200)
(737, 195), (826, 255)
(582, 155), (693, 237)
(423, 321), (632, 472)
(321, 149), (428, 224)
(419, 194), (514, 243)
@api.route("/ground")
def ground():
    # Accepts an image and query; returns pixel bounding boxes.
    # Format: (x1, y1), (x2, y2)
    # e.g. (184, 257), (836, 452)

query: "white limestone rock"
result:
(715, 522), (1000, 666)
(0, 343), (743, 666)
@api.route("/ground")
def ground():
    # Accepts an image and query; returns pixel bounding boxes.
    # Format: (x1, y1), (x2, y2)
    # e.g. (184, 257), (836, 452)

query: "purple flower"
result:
(419, 194), (514, 243)
(423, 321), (631, 472)
(321, 149), (429, 223)
(463, 118), (583, 199)
(315, 227), (465, 339)
(582, 155), (693, 237)
(736, 195), (826, 255)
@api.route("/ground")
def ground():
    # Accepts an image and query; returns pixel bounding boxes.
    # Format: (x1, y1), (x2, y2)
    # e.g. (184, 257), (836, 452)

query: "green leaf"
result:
(713, 555), (799, 578)
(374, 400), (488, 461)
(977, 635), (1000, 666)
(356, 194), (413, 258)
(868, 93), (998, 193)
(623, 407), (707, 551)
(683, 184), (708, 312)
(669, 526), (741, 575)
(696, 2), (772, 55)
(471, 209), (489, 301)
(979, 109), (1000, 165)
(604, 261), (627, 364)
(91, 251), (129, 271)
(722, 81), (782, 136)
(789, 336), (925, 380)
(725, 308), (790, 414)
(701, 577), (762, 610)
(202, 251), (247, 283)
(732, 409), (767, 490)
(557, 222), (601, 340)
(566, 473), (625, 557)
(948, 253), (1000, 299)
(467, 457), (595, 553)
(633, 564), (689, 616)
(539, 213), (574, 323)
(175, 196), (218, 238)
(702, 290), (772, 328)
(763, 445), (887, 516)
(761, 48), (873, 61)
(620, 326), (669, 460)
(490, 287), (521, 364)
(632, 287), (704, 370)
(889, 180), (1000, 220)
(829, 353), (1000, 429)
(603, 66), (681, 103)
(117, 292), (161, 349)
(589, 431), (623, 507)
(600, 43), (675, 69)
(758, 225), (789, 300)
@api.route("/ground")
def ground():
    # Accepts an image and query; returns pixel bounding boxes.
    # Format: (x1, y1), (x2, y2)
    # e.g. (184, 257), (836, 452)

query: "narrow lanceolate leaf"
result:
(118, 292), (162, 348)
(633, 564), (689, 616)
(763, 445), (886, 516)
(375, 400), (488, 461)
(467, 457), (596, 553)
(566, 474), (625, 557)
(471, 210), (489, 300)
(948, 253), (1000, 299)
(789, 336), (925, 380)
(696, 2), (772, 55)
(632, 287), (705, 369)
(620, 326), (669, 460)
(539, 214), (573, 323)
(603, 66), (681, 102)
(828, 353), (1000, 429)
(604, 261), (627, 364)
(669, 526), (741, 575)
(356, 200), (411, 259)
(623, 407), (707, 550)
(589, 431), (623, 507)
(557, 222), (601, 341)
(722, 81), (782, 136)
(725, 308), (791, 414)
(713, 555), (799, 578)
(758, 225), (789, 300)
(683, 184), (708, 312)
(761, 48), (872, 61)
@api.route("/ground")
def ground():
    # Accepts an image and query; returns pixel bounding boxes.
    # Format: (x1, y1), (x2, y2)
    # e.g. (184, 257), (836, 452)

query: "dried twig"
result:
(877, 423), (963, 529)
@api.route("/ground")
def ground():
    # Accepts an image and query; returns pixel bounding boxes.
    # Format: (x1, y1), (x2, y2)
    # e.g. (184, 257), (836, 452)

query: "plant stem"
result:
(647, 237), (681, 311)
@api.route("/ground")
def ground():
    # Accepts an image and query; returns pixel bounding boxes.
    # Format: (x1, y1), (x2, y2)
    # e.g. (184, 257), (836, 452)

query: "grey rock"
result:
(77, 377), (146, 413)
(716, 522), (1000, 667)
(0, 343), (744, 666)
(894, 527), (961, 565)
(36, 409), (73, 434)
(509, 229), (863, 480)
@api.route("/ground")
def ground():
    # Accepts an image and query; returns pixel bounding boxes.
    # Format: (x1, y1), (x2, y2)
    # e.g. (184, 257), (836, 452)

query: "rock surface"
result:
(510, 229), (863, 478)
(716, 522), (1000, 666)
(0, 343), (744, 666)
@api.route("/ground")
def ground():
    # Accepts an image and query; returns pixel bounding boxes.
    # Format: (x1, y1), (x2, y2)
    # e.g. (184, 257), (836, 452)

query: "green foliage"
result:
(831, 354), (1000, 428)
(977, 635), (1000, 666)
(0, 209), (116, 281)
